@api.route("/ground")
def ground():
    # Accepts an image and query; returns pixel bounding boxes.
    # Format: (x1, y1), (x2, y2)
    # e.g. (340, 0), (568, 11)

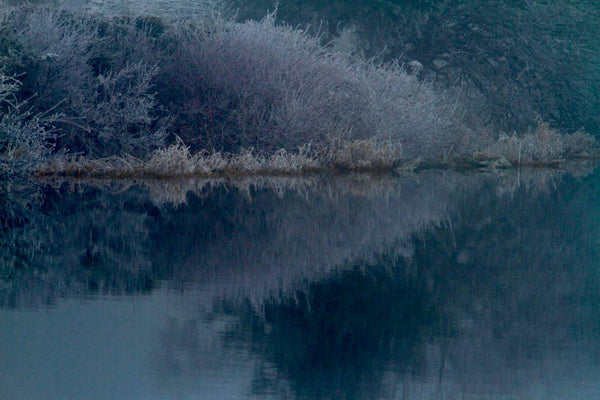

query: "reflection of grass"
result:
(41, 161), (598, 210)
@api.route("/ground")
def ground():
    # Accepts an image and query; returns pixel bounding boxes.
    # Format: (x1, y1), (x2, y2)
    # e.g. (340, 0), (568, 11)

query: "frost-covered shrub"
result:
(160, 15), (468, 157)
(1, 5), (165, 156)
(0, 3), (474, 162)
(160, 15), (365, 151)
(0, 73), (54, 177)
(76, 62), (166, 155)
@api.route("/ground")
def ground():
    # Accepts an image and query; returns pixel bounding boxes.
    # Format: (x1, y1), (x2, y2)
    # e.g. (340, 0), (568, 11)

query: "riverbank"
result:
(33, 140), (600, 180)
(1, 3), (599, 182)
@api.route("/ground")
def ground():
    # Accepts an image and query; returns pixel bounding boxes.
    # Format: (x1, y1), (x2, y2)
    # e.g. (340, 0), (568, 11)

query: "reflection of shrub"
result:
(216, 263), (444, 399)
(0, 186), (157, 308)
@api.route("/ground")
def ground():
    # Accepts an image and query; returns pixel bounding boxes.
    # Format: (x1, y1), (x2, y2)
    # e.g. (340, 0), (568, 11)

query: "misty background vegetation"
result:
(229, 0), (600, 133)
(1, 0), (599, 178)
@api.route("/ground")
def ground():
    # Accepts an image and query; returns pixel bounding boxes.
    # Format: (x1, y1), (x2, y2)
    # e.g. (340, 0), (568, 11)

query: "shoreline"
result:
(32, 152), (600, 181)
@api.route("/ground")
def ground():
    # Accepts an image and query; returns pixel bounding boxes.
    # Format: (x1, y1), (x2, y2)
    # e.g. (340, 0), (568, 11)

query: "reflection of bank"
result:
(0, 168), (595, 309)
(2, 169), (600, 399)
(0, 171), (475, 309)
(193, 169), (600, 399)
(0, 184), (156, 309)
(155, 231), (600, 400)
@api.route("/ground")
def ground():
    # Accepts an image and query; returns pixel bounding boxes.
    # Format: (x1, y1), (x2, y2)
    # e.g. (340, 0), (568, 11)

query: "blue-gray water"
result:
(2, 169), (600, 400)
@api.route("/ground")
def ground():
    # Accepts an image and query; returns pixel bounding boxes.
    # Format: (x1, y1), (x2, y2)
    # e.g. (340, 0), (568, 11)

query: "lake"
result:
(2, 168), (600, 400)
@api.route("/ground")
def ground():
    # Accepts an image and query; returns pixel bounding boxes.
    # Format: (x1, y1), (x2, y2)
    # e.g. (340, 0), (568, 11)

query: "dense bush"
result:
(0, 71), (54, 178)
(0, 5), (165, 156)
(157, 14), (469, 156)
(0, 3), (474, 161)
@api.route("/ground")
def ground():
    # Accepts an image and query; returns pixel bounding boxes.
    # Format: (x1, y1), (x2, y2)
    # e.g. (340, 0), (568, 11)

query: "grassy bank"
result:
(36, 134), (600, 180)
(1, 2), (598, 181)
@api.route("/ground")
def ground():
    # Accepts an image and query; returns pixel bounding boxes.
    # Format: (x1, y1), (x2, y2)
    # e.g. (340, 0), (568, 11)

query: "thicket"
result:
(0, 5), (166, 157)
(0, 71), (55, 178)
(0, 3), (473, 171)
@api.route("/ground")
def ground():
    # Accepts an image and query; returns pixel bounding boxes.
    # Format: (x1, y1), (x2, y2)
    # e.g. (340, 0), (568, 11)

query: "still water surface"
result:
(1, 169), (600, 399)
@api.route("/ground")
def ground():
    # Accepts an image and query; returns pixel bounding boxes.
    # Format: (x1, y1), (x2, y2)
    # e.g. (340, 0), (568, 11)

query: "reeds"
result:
(486, 120), (599, 165)
(36, 138), (408, 178)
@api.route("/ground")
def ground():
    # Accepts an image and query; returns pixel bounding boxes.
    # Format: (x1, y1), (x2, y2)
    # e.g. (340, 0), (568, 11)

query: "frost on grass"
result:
(487, 120), (599, 164)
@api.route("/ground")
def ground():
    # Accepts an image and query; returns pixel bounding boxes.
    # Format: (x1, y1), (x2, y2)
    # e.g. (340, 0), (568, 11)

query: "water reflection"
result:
(2, 172), (477, 308)
(1, 168), (600, 399)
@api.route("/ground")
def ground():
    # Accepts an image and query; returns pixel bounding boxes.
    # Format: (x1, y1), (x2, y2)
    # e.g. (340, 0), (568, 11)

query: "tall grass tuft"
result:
(487, 120), (599, 165)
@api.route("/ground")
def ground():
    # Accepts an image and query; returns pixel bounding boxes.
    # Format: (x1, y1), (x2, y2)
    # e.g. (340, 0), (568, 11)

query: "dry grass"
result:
(486, 120), (600, 165)
(36, 137), (410, 178)
(35, 127), (600, 179)
(327, 137), (403, 170)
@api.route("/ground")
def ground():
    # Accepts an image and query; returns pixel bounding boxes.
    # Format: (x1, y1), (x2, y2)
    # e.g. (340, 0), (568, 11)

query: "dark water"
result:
(2, 168), (600, 400)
